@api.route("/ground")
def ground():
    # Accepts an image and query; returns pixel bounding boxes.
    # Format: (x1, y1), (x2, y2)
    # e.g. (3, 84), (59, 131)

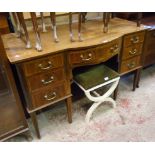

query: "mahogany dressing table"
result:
(2, 17), (147, 138)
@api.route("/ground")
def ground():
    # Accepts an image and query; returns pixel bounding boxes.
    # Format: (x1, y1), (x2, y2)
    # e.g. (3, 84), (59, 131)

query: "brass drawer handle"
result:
(110, 44), (119, 54)
(131, 36), (139, 44)
(44, 92), (56, 101)
(41, 76), (54, 85)
(127, 62), (136, 69)
(129, 49), (137, 55)
(38, 61), (52, 70)
(80, 53), (92, 61)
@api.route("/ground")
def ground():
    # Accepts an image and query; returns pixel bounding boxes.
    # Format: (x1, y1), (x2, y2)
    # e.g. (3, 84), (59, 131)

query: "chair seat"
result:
(73, 64), (119, 90)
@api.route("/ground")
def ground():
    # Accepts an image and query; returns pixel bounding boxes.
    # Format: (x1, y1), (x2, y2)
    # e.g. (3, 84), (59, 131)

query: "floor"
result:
(7, 64), (155, 142)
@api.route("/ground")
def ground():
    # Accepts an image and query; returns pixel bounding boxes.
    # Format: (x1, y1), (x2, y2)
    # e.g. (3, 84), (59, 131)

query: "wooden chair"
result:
(50, 12), (83, 42)
(11, 12), (45, 51)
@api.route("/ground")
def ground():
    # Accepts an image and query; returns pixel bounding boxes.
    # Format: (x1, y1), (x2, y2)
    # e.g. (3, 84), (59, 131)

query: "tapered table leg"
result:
(136, 68), (142, 88)
(30, 112), (41, 139)
(66, 97), (72, 123)
(133, 69), (140, 91)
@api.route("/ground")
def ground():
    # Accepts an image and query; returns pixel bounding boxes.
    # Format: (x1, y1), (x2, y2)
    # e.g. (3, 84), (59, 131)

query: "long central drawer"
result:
(68, 38), (121, 66)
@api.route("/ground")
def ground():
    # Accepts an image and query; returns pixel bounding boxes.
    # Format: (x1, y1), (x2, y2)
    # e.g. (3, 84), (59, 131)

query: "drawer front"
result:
(122, 43), (143, 60)
(123, 31), (145, 47)
(120, 56), (141, 73)
(31, 83), (66, 108)
(27, 68), (65, 92)
(96, 39), (121, 61)
(69, 49), (96, 65)
(23, 53), (64, 76)
(146, 29), (155, 43)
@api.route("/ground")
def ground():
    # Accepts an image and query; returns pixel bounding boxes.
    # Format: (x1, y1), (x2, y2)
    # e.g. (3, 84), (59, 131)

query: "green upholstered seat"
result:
(73, 64), (119, 90)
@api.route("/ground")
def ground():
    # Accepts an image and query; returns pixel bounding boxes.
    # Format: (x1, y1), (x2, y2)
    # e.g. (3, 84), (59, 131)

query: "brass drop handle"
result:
(110, 44), (119, 54)
(80, 53), (92, 61)
(41, 76), (54, 85)
(44, 92), (56, 101)
(38, 61), (52, 70)
(129, 49), (137, 55)
(127, 62), (136, 69)
(131, 36), (139, 44)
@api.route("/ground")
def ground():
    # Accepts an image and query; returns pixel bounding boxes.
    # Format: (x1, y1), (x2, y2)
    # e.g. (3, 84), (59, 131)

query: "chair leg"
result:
(16, 12), (31, 49)
(50, 12), (59, 42)
(40, 12), (47, 32)
(30, 12), (42, 51)
(78, 13), (83, 42)
(103, 12), (110, 33)
(69, 12), (75, 42)
(30, 112), (41, 139)
(66, 97), (72, 123)
(137, 13), (142, 27)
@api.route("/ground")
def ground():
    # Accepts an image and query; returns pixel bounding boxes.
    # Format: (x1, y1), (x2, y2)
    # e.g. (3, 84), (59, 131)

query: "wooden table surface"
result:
(2, 18), (147, 64)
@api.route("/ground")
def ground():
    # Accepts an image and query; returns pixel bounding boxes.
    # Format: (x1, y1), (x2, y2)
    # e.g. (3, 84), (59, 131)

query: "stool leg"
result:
(86, 101), (102, 123)
(114, 84), (119, 100)
(85, 97), (116, 123)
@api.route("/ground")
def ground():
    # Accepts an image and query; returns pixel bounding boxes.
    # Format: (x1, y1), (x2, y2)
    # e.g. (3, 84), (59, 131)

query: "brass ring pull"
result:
(129, 49), (137, 55)
(131, 36), (139, 44)
(127, 62), (136, 69)
(38, 61), (52, 70)
(41, 76), (54, 85)
(110, 44), (119, 54)
(44, 92), (56, 101)
(80, 53), (92, 61)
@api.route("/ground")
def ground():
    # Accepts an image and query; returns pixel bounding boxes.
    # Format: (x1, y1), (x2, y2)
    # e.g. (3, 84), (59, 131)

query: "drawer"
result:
(96, 38), (121, 62)
(146, 29), (155, 43)
(123, 31), (145, 47)
(23, 53), (64, 76)
(69, 48), (96, 65)
(31, 83), (66, 108)
(120, 56), (141, 74)
(27, 68), (65, 92)
(122, 43), (143, 60)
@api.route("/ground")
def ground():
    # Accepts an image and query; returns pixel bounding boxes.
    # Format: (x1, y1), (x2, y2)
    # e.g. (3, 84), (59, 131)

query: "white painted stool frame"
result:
(74, 76), (120, 123)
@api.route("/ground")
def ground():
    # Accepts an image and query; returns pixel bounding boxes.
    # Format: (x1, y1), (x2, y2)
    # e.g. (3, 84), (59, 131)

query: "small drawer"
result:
(96, 39), (121, 62)
(31, 83), (66, 108)
(69, 49), (96, 65)
(120, 56), (141, 74)
(147, 30), (155, 42)
(23, 53), (64, 77)
(123, 31), (145, 47)
(122, 44), (143, 60)
(27, 68), (65, 92)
